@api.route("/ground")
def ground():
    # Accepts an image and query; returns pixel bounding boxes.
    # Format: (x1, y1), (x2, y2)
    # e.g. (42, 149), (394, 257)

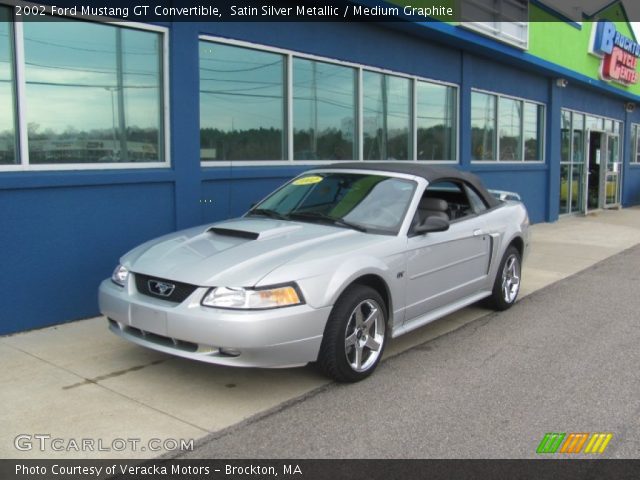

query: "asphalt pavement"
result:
(181, 245), (640, 459)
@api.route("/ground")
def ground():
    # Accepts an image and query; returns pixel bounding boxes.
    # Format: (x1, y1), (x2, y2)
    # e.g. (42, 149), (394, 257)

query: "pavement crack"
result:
(479, 347), (502, 367)
(62, 359), (167, 390)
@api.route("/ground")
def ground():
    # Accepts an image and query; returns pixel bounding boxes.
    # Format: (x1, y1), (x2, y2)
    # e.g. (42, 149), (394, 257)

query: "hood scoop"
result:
(208, 223), (303, 241)
(208, 227), (259, 240)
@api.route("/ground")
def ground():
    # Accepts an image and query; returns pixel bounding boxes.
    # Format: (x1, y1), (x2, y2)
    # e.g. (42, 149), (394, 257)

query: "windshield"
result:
(248, 172), (417, 235)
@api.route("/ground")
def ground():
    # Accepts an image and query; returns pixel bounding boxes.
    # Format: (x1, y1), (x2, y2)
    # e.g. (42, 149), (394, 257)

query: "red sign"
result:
(602, 46), (638, 84)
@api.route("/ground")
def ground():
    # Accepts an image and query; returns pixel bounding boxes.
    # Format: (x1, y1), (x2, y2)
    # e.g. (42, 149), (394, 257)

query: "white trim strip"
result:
(12, 18), (28, 167)
(286, 53), (293, 161)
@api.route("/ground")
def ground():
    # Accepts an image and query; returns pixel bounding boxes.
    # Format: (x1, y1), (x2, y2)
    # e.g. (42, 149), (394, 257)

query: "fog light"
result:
(219, 348), (241, 357)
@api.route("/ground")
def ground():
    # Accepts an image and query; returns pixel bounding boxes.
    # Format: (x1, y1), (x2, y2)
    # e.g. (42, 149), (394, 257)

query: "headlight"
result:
(201, 284), (303, 309)
(111, 264), (129, 287)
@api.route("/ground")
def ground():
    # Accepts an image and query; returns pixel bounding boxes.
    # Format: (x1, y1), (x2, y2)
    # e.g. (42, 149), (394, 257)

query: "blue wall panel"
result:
(465, 54), (549, 103)
(562, 84), (626, 121)
(623, 166), (640, 206)
(0, 183), (175, 334)
(471, 167), (549, 224)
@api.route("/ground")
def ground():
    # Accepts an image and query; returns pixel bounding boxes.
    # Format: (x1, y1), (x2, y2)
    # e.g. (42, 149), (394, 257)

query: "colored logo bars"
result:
(537, 433), (613, 454)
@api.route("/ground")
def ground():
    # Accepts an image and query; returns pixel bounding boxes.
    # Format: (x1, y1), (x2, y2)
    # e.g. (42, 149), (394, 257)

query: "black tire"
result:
(487, 245), (522, 311)
(318, 284), (387, 383)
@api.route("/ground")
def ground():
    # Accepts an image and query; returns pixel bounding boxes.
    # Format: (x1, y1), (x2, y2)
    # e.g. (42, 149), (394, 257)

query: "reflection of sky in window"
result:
(293, 58), (354, 134)
(499, 97), (522, 160)
(471, 92), (495, 129)
(363, 71), (410, 133)
(498, 97), (521, 137)
(523, 103), (538, 143)
(0, 9), (15, 142)
(23, 19), (161, 134)
(199, 42), (284, 132)
(417, 82), (453, 129)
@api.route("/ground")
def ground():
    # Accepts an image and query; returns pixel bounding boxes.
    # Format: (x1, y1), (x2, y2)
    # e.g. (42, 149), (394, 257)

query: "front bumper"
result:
(98, 278), (331, 368)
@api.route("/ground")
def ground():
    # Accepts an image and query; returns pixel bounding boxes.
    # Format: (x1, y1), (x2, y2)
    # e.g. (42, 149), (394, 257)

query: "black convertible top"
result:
(312, 162), (500, 208)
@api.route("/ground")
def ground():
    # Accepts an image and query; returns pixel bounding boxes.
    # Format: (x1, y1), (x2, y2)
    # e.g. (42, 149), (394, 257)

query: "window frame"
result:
(471, 88), (546, 164)
(199, 35), (460, 167)
(0, 12), (170, 172)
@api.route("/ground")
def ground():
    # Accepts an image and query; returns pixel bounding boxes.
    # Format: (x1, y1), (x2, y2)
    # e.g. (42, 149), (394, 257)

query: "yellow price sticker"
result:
(292, 175), (323, 186)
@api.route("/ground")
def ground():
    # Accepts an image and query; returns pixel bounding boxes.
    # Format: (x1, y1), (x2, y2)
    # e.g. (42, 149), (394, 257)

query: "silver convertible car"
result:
(99, 163), (530, 382)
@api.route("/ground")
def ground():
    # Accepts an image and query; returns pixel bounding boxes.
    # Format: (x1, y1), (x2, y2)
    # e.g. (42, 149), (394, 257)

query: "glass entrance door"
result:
(585, 130), (603, 214)
(604, 134), (621, 208)
(560, 110), (623, 216)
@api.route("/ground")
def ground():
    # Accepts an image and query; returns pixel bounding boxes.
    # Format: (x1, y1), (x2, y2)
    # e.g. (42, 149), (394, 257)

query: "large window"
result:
(632, 124), (640, 164)
(416, 81), (456, 161)
(363, 72), (411, 160)
(0, 11), (166, 170)
(471, 90), (544, 162)
(23, 18), (164, 165)
(200, 42), (285, 161)
(199, 38), (458, 164)
(293, 59), (356, 161)
(0, 7), (16, 165)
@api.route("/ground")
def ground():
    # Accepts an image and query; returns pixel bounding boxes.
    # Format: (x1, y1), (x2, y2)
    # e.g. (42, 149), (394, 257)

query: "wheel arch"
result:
(508, 235), (524, 259)
(343, 273), (393, 326)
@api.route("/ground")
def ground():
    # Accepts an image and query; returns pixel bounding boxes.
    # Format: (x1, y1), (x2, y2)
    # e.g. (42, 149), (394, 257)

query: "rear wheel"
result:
(318, 285), (387, 383)
(488, 246), (521, 311)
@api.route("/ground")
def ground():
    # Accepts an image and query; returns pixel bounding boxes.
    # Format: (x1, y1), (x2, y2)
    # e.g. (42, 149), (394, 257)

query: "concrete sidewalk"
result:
(2, 208), (640, 459)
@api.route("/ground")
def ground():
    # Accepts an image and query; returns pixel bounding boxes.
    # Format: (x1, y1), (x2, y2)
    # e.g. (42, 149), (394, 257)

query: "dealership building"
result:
(1, 0), (640, 334)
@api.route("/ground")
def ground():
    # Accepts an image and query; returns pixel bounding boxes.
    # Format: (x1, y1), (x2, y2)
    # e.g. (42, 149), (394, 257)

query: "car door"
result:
(404, 181), (492, 322)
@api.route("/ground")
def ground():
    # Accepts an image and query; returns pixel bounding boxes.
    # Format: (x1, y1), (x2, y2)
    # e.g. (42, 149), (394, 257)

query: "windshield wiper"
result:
(247, 208), (289, 220)
(288, 211), (368, 232)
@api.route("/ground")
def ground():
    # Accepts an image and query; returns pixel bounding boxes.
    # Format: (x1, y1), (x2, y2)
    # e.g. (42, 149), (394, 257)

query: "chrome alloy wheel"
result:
(501, 253), (521, 304)
(344, 299), (385, 372)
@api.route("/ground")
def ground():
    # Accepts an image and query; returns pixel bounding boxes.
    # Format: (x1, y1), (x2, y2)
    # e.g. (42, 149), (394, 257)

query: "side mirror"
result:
(414, 216), (450, 234)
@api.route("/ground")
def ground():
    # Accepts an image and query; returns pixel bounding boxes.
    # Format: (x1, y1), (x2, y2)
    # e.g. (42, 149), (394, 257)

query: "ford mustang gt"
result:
(99, 162), (530, 382)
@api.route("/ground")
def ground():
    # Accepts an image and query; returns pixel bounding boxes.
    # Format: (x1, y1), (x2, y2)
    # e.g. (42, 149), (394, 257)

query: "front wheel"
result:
(488, 246), (521, 311)
(318, 285), (387, 383)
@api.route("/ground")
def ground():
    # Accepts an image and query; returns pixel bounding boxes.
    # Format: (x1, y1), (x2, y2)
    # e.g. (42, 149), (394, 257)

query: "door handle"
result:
(473, 229), (484, 236)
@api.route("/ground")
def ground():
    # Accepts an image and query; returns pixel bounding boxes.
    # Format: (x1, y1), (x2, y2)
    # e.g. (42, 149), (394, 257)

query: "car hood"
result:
(123, 217), (377, 287)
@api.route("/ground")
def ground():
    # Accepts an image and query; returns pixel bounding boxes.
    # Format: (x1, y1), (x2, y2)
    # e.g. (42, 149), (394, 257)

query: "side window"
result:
(465, 184), (488, 214)
(414, 180), (474, 228)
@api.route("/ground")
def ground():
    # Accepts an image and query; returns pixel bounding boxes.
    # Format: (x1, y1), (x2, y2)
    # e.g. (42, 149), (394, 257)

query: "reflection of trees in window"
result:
(634, 125), (640, 163)
(417, 82), (456, 161)
(0, 7), (17, 165)
(363, 72), (411, 161)
(23, 20), (163, 164)
(472, 91), (544, 162)
(200, 41), (284, 160)
(200, 128), (282, 161)
(524, 102), (542, 161)
(293, 59), (356, 160)
(499, 97), (522, 161)
(471, 92), (495, 160)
